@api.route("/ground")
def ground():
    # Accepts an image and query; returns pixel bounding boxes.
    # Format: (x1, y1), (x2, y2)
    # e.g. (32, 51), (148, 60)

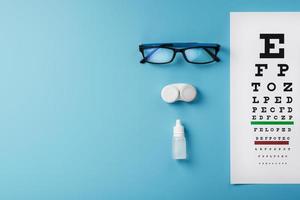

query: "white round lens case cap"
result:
(161, 85), (179, 103)
(181, 84), (197, 102)
(161, 83), (197, 103)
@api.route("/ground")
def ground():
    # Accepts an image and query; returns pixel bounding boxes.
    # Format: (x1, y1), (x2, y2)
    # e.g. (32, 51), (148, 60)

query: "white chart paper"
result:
(230, 12), (300, 184)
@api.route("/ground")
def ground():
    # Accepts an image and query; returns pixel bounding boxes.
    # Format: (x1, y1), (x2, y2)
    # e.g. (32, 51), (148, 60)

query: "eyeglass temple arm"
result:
(203, 48), (220, 62)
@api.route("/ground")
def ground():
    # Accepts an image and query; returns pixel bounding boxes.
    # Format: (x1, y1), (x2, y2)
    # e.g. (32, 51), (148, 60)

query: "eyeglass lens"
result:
(143, 48), (174, 63)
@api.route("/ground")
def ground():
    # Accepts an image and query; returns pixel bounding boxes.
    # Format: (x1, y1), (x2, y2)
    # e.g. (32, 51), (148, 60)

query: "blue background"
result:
(0, 0), (300, 199)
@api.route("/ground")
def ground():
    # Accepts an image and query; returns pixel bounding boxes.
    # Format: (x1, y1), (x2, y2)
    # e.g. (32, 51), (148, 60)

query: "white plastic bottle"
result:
(172, 119), (187, 160)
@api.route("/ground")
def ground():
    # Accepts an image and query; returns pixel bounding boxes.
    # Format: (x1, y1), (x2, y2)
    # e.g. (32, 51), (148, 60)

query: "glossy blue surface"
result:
(0, 0), (299, 199)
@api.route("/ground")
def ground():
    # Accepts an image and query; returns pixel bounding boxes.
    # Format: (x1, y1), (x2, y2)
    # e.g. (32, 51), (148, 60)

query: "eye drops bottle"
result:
(173, 119), (187, 160)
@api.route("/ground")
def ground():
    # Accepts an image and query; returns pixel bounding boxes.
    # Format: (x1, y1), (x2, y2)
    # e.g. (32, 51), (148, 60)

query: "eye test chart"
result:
(230, 12), (300, 184)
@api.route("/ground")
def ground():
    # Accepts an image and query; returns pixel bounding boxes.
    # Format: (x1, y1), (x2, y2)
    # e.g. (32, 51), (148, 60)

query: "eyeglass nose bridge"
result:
(173, 49), (187, 60)
(174, 49), (185, 53)
(173, 49), (186, 57)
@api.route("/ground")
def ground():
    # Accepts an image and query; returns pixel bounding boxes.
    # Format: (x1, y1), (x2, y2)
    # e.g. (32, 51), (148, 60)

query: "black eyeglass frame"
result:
(139, 43), (221, 64)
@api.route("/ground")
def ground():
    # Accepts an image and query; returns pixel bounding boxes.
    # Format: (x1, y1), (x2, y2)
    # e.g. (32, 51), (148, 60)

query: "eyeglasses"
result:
(139, 43), (221, 64)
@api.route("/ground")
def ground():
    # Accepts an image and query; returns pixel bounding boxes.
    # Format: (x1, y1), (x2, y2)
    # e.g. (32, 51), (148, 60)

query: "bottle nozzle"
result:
(173, 119), (184, 135)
